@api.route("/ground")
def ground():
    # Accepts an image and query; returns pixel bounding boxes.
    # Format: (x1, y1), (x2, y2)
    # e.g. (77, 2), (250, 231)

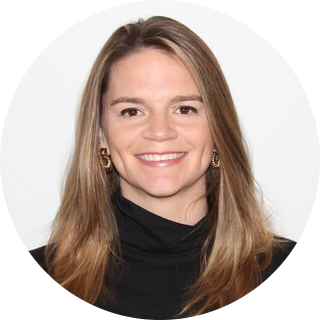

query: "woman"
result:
(30, 16), (295, 319)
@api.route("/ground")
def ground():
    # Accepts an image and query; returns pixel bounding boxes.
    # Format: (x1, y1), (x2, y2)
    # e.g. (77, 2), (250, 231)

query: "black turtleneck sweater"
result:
(30, 194), (296, 319)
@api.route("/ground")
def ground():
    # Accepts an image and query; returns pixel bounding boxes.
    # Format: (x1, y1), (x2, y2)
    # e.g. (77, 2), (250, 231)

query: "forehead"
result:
(106, 48), (199, 99)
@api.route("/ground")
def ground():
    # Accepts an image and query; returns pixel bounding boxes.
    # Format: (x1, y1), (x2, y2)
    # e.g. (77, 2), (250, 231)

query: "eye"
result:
(176, 106), (198, 115)
(119, 108), (143, 117)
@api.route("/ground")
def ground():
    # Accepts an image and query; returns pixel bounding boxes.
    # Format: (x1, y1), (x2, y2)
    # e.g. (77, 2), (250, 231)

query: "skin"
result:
(101, 48), (214, 225)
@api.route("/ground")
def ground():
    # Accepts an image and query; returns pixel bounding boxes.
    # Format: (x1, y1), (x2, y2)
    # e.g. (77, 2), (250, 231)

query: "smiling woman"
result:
(30, 16), (295, 319)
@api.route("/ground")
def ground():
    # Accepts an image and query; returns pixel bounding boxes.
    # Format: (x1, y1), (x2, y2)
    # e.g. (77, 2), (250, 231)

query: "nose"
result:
(142, 112), (178, 142)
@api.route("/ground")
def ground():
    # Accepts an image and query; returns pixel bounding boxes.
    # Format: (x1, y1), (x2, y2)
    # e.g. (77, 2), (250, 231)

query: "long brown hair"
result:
(46, 16), (279, 316)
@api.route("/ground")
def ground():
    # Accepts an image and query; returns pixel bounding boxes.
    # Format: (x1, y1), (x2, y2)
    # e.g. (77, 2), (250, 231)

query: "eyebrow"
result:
(110, 95), (203, 107)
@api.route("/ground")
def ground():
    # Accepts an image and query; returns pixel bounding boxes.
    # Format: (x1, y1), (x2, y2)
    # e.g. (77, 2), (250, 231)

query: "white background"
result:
(1, 0), (318, 250)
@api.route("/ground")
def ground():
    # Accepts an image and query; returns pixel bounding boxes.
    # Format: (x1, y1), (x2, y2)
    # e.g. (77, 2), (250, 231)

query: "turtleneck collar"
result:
(113, 192), (210, 255)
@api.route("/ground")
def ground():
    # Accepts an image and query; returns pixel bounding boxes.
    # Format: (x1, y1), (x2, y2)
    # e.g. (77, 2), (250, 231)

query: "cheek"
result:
(194, 130), (215, 166)
(102, 114), (124, 151)
(185, 124), (214, 151)
(201, 144), (215, 166)
(104, 122), (139, 158)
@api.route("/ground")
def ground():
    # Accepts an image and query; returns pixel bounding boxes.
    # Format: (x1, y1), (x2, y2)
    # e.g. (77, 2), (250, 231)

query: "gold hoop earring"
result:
(211, 149), (220, 169)
(99, 148), (113, 173)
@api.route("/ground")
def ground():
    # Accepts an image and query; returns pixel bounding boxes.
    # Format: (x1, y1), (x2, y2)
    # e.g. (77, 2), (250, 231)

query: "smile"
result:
(136, 153), (186, 162)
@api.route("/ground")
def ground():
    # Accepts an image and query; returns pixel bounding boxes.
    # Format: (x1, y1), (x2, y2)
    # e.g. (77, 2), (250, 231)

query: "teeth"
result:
(137, 153), (185, 161)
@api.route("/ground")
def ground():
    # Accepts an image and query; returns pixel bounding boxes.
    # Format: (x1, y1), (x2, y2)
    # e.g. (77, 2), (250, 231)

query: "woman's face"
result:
(101, 48), (214, 200)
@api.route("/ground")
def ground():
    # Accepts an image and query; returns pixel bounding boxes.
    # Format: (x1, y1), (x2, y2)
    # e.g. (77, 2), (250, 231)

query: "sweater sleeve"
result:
(262, 239), (296, 281)
(29, 245), (48, 272)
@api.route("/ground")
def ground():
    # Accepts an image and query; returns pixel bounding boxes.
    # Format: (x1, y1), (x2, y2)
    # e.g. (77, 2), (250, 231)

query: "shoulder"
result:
(262, 237), (296, 281)
(29, 245), (48, 272)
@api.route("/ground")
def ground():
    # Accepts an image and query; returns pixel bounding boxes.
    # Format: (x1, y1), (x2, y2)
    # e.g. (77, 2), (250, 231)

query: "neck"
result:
(120, 184), (207, 226)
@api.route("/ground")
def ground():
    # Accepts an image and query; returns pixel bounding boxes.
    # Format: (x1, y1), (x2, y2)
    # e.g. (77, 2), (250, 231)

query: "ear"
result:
(99, 128), (109, 150)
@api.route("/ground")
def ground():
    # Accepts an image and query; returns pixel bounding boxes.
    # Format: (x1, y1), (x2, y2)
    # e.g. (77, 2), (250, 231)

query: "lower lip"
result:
(135, 153), (187, 168)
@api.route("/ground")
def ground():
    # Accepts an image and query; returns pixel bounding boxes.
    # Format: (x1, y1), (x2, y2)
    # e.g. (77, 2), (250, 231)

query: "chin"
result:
(143, 189), (181, 199)
(141, 182), (185, 199)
